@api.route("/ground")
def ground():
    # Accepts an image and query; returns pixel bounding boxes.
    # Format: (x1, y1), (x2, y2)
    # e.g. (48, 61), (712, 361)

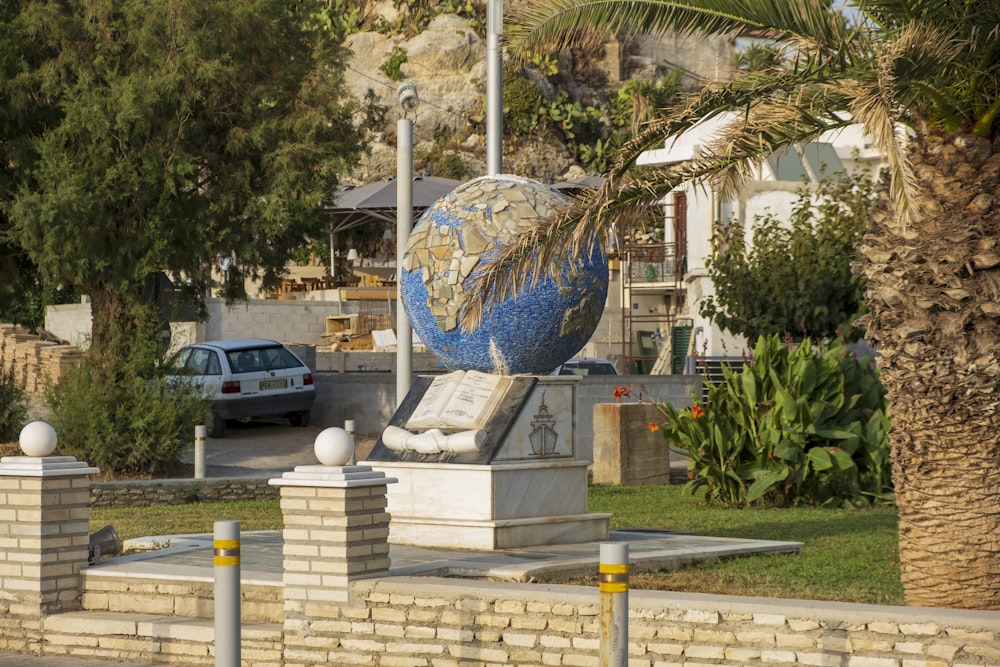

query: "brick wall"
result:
(43, 576), (999, 665)
(330, 577), (1000, 667)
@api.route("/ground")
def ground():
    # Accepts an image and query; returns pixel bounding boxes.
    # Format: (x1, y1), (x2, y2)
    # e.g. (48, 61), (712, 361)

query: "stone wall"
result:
(89, 477), (278, 509)
(33, 577), (1000, 666)
(324, 578), (1000, 667)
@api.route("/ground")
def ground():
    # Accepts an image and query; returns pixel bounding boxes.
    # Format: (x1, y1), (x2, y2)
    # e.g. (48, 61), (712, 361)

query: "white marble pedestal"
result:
(368, 458), (610, 549)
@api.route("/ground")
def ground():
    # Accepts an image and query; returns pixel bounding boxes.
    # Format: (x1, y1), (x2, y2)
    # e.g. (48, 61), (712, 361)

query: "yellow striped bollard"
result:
(214, 520), (241, 667)
(599, 542), (629, 667)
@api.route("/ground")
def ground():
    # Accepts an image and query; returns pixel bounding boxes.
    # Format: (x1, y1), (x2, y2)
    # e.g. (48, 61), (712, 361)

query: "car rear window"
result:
(559, 362), (617, 376)
(227, 346), (303, 374)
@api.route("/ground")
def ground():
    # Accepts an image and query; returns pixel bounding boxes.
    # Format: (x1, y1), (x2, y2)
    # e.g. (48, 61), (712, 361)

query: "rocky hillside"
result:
(340, 8), (734, 185)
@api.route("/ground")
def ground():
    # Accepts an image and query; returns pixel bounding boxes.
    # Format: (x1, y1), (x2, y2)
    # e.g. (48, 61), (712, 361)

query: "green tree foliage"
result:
(0, 0), (366, 472)
(701, 171), (875, 342)
(0, 242), (78, 331)
(503, 63), (547, 135)
(660, 335), (891, 508)
(0, 1), (73, 331)
(379, 46), (409, 82)
(0, 367), (28, 442)
(608, 70), (685, 134)
(1, 0), (366, 361)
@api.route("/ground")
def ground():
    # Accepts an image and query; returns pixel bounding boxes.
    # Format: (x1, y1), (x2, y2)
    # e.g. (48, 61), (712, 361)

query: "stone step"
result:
(43, 611), (282, 666)
(81, 572), (284, 624)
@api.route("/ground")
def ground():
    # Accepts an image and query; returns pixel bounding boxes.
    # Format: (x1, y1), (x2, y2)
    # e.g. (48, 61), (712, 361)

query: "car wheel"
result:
(207, 411), (226, 438)
(289, 410), (311, 427)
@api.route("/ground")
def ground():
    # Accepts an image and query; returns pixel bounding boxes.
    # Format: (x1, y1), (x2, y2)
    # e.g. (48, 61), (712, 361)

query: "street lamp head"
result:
(397, 82), (419, 112)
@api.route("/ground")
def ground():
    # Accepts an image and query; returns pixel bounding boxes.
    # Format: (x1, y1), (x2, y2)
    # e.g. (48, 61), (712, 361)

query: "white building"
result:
(616, 113), (886, 369)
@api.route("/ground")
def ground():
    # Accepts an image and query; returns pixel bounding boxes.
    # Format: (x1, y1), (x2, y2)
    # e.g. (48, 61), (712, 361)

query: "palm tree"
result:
(475, 0), (1000, 610)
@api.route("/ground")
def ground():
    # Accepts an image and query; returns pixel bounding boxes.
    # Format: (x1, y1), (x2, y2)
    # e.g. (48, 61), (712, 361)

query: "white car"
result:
(550, 357), (619, 376)
(168, 339), (316, 438)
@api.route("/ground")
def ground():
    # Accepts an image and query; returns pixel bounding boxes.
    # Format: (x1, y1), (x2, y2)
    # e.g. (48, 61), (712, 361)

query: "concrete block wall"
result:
(45, 298), (342, 349)
(313, 373), (700, 448)
(202, 299), (331, 344)
(592, 402), (678, 485)
(39, 613), (281, 665)
(0, 456), (98, 655)
(44, 303), (92, 348)
(80, 575), (282, 624)
(573, 375), (699, 463)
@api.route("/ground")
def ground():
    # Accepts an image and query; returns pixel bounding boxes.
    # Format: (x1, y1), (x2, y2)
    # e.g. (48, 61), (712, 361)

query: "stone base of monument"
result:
(371, 459), (610, 549)
(363, 375), (610, 550)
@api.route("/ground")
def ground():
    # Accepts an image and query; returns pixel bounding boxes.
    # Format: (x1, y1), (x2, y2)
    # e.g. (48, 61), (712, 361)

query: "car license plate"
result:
(260, 379), (288, 390)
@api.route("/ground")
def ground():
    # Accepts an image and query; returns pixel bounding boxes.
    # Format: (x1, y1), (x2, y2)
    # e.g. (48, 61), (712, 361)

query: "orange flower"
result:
(691, 404), (705, 418)
(612, 385), (633, 402)
(648, 422), (660, 432)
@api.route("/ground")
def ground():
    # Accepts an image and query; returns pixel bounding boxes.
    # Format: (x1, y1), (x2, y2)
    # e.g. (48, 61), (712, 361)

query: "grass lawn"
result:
(91, 485), (902, 605)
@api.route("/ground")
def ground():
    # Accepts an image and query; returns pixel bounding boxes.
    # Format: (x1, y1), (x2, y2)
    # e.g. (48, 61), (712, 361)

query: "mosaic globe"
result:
(400, 174), (609, 375)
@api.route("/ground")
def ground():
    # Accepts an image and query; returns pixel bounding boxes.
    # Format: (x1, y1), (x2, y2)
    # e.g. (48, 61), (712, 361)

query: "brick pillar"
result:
(0, 452), (99, 649)
(271, 463), (396, 666)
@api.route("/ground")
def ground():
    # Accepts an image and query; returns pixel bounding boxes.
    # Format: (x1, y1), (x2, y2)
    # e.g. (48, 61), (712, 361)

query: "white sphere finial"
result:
(314, 427), (355, 467)
(19, 421), (58, 457)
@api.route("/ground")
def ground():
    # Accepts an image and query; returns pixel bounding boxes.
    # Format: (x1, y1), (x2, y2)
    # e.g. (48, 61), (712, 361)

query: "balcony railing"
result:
(624, 243), (684, 283)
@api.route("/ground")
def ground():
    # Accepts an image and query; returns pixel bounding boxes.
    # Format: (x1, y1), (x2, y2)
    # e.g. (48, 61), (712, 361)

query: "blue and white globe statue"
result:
(400, 174), (609, 375)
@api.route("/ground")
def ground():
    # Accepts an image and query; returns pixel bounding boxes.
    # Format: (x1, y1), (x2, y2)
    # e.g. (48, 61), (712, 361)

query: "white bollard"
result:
(599, 542), (629, 667)
(195, 425), (206, 479)
(214, 520), (241, 667)
(344, 420), (356, 464)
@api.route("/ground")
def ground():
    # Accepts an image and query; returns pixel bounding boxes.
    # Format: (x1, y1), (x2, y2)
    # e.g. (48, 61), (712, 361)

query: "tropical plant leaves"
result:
(658, 334), (892, 507)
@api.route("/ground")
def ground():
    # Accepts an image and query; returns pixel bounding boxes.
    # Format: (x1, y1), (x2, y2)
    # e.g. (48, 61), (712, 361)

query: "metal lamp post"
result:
(486, 0), (503, 175)
(396, 82), (419, 406)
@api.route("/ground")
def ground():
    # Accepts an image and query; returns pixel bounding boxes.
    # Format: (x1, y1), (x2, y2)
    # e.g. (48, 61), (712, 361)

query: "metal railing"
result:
(624, 243), (684, 284)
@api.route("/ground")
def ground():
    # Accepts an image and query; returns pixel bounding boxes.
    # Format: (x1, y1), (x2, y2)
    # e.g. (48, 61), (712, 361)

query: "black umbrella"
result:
(325, 176), (461, 232)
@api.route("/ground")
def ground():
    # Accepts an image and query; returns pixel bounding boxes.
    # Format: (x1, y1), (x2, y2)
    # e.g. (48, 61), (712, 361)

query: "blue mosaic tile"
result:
(400, 174), (609, 375)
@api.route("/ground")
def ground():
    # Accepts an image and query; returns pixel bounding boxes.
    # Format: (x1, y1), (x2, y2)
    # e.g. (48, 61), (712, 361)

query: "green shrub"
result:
(47, 357), (209, 475)
(45, 309), (209, 475)
(659, 335), (892, 507)
(502, 64), (546, 135)
(429, 151), (468, 180)
(0, 367), (28, 441)
(379, 46), (409, 82)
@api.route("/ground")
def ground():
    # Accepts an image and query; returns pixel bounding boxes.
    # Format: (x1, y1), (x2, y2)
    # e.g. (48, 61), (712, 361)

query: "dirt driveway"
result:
(177, 419), (377, 478)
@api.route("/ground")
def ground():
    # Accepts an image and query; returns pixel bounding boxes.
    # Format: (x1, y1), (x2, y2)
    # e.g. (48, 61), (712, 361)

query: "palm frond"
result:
(477, 0), (1000, 330)
(462, 58), (877, 330)
(506, 0), (852, 63)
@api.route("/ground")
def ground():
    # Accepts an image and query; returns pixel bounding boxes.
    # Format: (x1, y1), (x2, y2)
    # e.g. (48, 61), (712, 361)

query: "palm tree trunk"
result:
(858, 129), (1000, 609)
